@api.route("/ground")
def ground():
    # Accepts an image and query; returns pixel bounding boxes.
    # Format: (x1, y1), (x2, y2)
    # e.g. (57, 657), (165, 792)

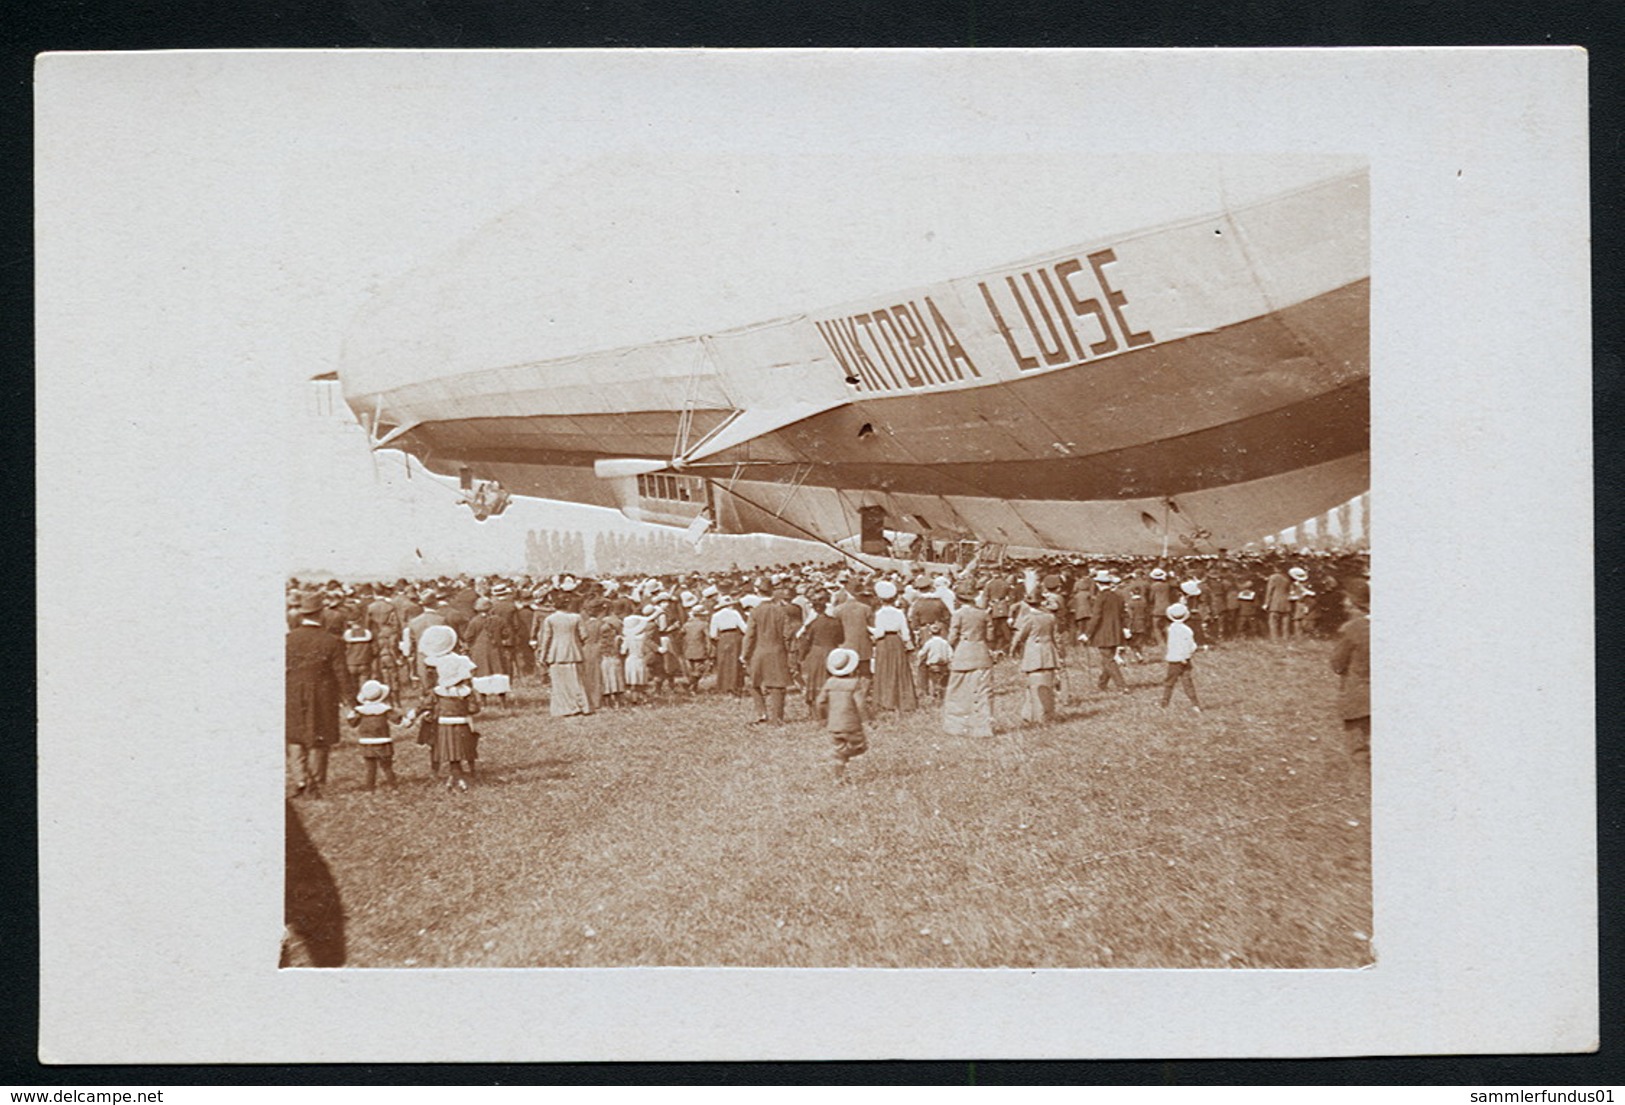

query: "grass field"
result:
(290, 637), (1371, 969)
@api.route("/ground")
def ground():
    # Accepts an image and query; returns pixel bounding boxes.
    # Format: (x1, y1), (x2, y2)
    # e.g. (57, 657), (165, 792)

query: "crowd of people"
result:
(285, 549), (1371, 796)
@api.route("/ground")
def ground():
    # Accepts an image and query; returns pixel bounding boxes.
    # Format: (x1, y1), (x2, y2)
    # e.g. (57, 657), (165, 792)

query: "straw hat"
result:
(874, 579), (898, 601)
(827, 648), (860, 677)
(1166, 603), (1190, 622)
(418, 624), (457, 658)
(1180, 580), (1202, 596)
(1150, 568), (1167, 580)
(358, 680), (389, 703)
(431, 653), (475, 686)
(1289, 567), (1309, 581)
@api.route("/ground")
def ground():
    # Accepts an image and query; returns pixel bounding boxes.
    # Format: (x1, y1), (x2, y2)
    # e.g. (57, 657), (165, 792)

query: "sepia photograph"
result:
(284, 151), (1372, 970)
(36, 48), (1591, 1061)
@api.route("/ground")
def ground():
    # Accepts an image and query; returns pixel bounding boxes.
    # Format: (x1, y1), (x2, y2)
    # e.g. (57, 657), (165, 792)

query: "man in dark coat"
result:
(743, 586), (798, 723)
(286, 592), (353, 798)
(487, 581), (521, 678)
(1082, 572), (1130, 694)
(834, 586), (875, 686)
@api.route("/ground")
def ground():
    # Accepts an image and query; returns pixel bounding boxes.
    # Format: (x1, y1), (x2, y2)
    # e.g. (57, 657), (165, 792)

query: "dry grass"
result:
(293, 638), (1371, 968)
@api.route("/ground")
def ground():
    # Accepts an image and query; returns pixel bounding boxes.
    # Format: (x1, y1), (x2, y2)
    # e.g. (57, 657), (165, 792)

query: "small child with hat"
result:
(346, 679), (402, 791)
(1159, 603), (1202, 713)
(818, 648), (868, 782)
(409, 624), (481, 789)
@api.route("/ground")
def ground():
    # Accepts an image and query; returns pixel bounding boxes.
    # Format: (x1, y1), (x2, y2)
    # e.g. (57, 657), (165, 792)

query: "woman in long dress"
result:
(943, 593), (995, 737)
(868, 579), (918, 711)
(538, 593), (593, 717)
(1010, 597), (1061, 724)
(709, 596), (747, 696)
(578, 597), (604, 712)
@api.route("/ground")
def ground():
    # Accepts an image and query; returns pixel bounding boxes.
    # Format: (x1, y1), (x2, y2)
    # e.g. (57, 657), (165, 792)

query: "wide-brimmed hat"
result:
(680, 591), (697, 608)
(1180, 580), (1202, 596)
(418, 624), (457, 658)
(296, 591), (324, 615)
(827, 648), (860, 677)
(490, 582), (512, 598)
(1166, 603), (1190, 622)
(431, 653), (475, 686)
(874, 579), (898, 601)
(358, 680), (389, 703)
(1289, 567), (1309, 581)
(1150, 568), (1167, 580)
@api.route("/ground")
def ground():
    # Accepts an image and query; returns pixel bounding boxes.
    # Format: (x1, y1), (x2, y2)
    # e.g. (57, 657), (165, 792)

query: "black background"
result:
(9, 0), (1620, 1087)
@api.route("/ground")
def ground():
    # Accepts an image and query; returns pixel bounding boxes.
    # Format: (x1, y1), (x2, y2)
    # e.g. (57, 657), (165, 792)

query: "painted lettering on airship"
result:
(814, 246), (1154, 394)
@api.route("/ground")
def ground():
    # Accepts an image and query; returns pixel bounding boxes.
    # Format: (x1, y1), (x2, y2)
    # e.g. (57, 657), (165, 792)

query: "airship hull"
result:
(343, 169), (1368, 555)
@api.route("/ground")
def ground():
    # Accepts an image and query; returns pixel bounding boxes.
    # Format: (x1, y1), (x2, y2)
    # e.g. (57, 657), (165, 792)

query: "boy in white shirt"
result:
(1159, 603), (1202, 713)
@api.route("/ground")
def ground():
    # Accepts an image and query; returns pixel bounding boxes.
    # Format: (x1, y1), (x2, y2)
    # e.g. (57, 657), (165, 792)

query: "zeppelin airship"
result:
(338, 160), (1367, 556)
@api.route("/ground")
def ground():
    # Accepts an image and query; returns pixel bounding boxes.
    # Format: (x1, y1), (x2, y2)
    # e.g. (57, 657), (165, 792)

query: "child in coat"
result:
(346, 679), (401, 790)
(817, 648), (868, 782)
(419, 652), (481, 791)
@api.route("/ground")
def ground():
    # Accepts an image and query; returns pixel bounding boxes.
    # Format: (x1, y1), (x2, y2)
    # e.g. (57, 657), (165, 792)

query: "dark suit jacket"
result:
(1084, 587), (1127, 644)
(286, 622), (351, 745)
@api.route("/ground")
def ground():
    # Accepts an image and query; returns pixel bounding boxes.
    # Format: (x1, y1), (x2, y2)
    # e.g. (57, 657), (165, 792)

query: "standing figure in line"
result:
(1010, 593), (1061, 725)
(346, 679), (402, 790)
(538, 591), (593, 717)
(578, 596), (604, 712)
(621, 606), (654, 705)
(833, 585), (876, 700)
(709, 595), (747, 696)
(942, 592), (995, 737)
(286, 591), (353, 799)
(1264, 564), (1293, 640)
(681, 596), (713, 691)
(595, 605), (625, 708)
(868, 579), (918, 712)
(743, 586), (797, 724)
(800, 599), (845, 718)
(416, 642), (481, 793)
(1288, 567), (1317, 638)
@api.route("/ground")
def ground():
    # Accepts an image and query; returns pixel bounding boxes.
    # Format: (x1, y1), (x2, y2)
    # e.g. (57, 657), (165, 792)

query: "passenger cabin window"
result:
(637, 473), (704, 504)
